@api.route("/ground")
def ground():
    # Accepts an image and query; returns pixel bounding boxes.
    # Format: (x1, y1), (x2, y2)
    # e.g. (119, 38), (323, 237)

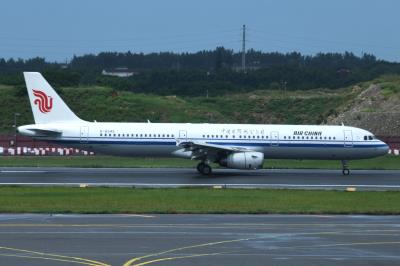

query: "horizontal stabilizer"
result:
(18, 125), (62, 137)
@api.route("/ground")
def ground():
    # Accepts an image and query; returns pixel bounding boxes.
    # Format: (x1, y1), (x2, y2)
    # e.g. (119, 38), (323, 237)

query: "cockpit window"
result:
(364, 136), (367, 140)
(368, 136), (373, 140)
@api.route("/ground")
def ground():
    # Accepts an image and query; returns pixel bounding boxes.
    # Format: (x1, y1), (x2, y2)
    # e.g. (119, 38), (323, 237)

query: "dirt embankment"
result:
(327, 84), (400, 136)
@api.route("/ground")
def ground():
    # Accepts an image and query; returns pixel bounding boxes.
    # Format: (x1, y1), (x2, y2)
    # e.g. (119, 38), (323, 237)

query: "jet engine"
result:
(219, 151), (264, 170)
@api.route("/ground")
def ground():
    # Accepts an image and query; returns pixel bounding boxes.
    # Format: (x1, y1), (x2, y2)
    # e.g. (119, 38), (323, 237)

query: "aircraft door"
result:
(179, 130), (187, 142)
(80, 126), (89, 143)
(270, 131), (279, 146)
(344, 130), (353, 147)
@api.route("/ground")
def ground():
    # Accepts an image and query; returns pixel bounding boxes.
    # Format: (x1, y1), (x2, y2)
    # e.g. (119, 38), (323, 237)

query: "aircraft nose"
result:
(380, 141), (390, 155)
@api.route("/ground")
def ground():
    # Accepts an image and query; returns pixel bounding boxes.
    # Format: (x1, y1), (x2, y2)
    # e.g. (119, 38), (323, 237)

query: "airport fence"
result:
(0, 135), (93, 156)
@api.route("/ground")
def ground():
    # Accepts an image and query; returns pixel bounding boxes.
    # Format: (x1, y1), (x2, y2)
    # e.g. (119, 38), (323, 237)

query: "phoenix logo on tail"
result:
(33, 89), (53, 113)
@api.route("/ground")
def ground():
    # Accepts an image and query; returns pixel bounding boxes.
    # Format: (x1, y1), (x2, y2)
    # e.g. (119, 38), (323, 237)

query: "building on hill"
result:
(102, 67), (138, 77)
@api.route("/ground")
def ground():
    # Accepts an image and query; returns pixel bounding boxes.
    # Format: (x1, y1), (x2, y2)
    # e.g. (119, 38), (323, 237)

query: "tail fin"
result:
(23, 72), (82, 124)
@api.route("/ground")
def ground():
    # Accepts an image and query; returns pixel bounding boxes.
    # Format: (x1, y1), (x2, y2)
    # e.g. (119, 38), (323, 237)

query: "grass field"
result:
(0, 155), (398, 169)
(0, 187), (399, 214)
(0, 84), (350, 133)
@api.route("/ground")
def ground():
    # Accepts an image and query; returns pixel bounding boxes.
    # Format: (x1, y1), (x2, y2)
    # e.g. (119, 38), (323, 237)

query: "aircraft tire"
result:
(196, 162), (205, 173)
(197, 162), (212, 175)
(202, 164), (212, 175)
(342, 169), (350, 175)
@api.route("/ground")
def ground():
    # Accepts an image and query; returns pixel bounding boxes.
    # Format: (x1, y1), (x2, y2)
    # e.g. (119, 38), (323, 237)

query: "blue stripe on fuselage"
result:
(50, 138), (386, 148)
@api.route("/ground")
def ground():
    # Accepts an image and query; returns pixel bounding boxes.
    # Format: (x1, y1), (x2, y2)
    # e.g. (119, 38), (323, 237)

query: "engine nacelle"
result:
(219, 151), (264, 170)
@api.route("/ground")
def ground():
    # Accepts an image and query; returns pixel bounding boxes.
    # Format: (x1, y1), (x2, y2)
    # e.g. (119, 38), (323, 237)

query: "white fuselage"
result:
(20, 122), (389, 160)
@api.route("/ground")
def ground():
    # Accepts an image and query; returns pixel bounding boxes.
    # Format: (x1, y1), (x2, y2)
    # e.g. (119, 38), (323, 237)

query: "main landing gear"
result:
(197, 162), (212, 175)
(341, 160), (350, 175)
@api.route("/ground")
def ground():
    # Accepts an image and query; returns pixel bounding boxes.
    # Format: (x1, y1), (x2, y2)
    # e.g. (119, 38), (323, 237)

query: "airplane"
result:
(18, 72), (389, 175)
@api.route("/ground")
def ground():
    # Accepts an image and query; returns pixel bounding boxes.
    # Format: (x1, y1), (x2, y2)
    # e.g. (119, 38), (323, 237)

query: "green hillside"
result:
(2, 74), (400, 134)
(0, 84), (352, 133)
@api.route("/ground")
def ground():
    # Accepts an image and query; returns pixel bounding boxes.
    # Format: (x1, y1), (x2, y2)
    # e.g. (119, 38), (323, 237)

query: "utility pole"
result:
(283, 81), (287, 94)
(241, 24), (246, 72)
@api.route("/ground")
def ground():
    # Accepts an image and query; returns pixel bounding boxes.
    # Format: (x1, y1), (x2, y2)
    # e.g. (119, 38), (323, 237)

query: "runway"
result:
(0, 214), (399, 266)
(1, 167), (400, 190)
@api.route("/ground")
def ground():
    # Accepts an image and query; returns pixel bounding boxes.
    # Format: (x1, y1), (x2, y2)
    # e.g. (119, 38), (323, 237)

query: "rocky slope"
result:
(327, 77), (400, 136)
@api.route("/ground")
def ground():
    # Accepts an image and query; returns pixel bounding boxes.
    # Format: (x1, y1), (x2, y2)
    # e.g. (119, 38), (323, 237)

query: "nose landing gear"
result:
(341, 160), (350, 175)
(197, 162), (212, 175)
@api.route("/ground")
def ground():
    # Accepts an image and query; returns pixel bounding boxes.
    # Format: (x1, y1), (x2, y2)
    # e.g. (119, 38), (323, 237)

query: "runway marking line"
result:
(0, 170), (47, 173)
(1, 182), (400, 189)
(0, 246), (110, 266)
(0, 223), (398, 229)
(124, 229), (390, 266)
(123, 238), (253, 266)
(131, 253), (222, 266)
(0, 253), (105, 265)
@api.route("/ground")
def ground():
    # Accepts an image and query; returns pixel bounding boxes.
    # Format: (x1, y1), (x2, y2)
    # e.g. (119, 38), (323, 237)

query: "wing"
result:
(175, 139), (250, 161)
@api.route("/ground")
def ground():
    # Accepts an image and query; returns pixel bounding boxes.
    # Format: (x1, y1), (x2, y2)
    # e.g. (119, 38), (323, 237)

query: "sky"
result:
(1, 0), (399, 62)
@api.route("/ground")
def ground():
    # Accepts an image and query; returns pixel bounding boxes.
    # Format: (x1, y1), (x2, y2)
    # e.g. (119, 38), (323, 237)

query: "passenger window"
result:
(233, 135), (235, 138)
(333, 137), (336, 140)
(226, 135), (228, 138)
(167, 134), (169, 137)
